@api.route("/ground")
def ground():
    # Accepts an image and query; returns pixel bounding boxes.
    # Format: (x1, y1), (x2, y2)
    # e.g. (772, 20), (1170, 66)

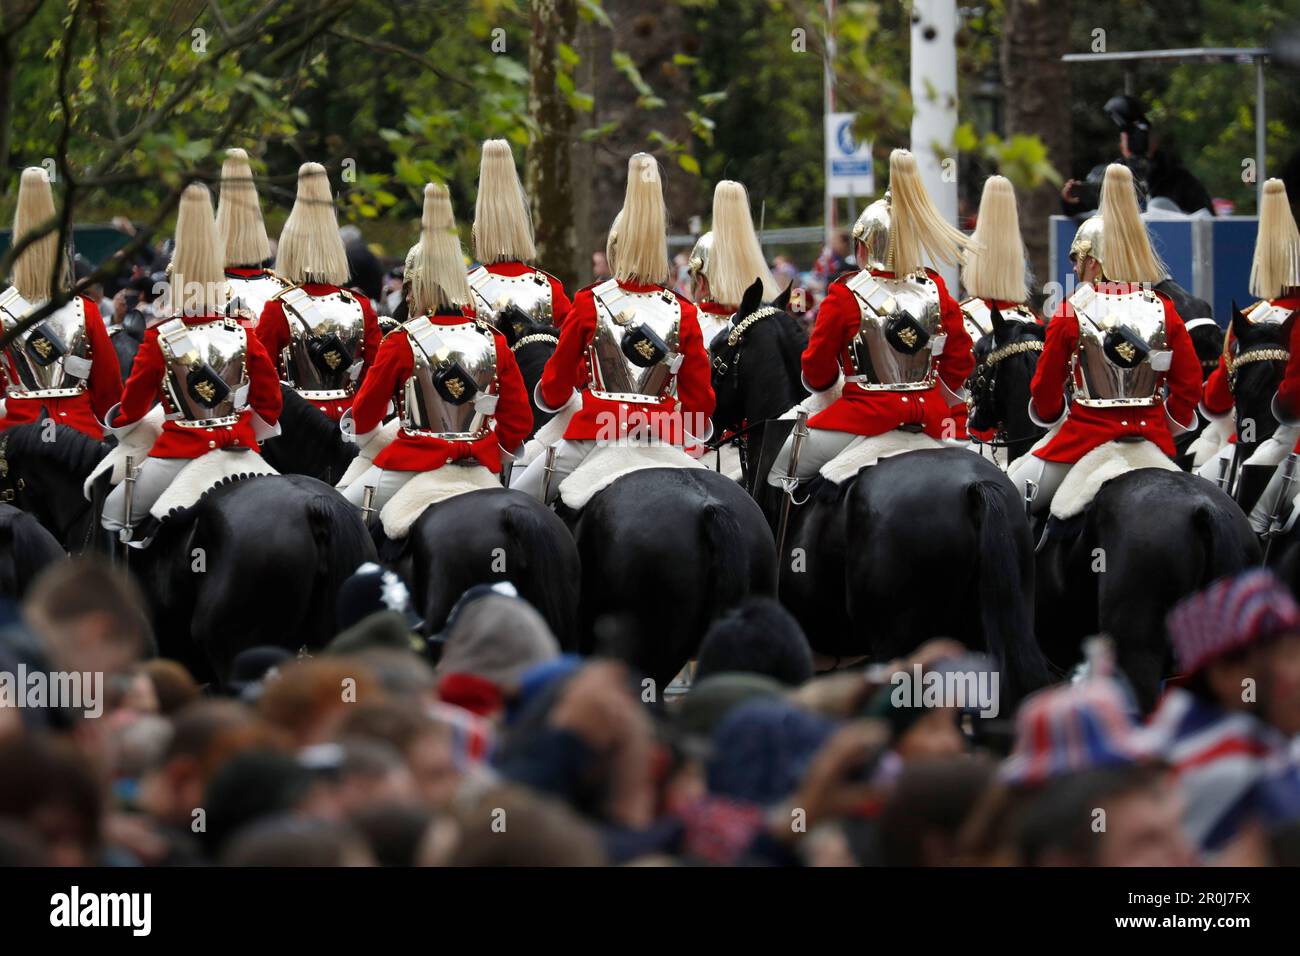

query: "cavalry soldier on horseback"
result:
(215, 148), (289, 329)
(1007, 163), (1201, 518)
(338, 183), (531, 515)
(467, 139), (571, 331)
(255, 162), (382, 422)
(687, 180), (781, 346)
(767, 148), (975, 485)
(0, 167), (121, 439)
(959, 174), (1038, 443)
(102, 183), (283, 545)
(1227, 178), (1300, 534)
(512, 152), (716, 503)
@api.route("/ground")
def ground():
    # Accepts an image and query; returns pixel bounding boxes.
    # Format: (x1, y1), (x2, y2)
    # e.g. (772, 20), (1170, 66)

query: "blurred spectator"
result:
(694, 597), (814, 687)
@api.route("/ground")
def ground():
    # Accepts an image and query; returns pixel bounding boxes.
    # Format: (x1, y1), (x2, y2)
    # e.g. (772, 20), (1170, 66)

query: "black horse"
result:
(967, 311), (1260, 711)
(966, 310), (1047, 466)
(710, 282), (1050, 701)
(259, 385), (359, 484)
(0, 502), (64, 598)
(0, 423), (376, 684)
(1174, 317), (1230, 469)
(372, 487), (582, 643)
(495, 307), (562, 439)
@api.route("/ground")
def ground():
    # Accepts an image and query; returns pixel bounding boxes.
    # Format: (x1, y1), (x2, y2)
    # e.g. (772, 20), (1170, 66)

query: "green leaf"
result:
(677, 153), (701, 175)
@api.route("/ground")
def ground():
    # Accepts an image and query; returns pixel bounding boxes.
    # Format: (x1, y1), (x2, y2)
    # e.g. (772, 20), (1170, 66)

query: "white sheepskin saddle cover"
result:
(83, 404), (166, 500)
(337, 418), (401, 488)
(151, 449), (279, 519)
(559, 443), (707, 510)
(1050, 439), (1179, 520)
(820, 430), (944, 484)
(380, 464), (502, 539)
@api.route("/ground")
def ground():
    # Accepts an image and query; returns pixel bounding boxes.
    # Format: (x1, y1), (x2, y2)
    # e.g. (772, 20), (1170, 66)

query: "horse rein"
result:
(512, 331), (560, 353)
(968, 334), (1046, 449)
(1227, 344), (1290, 393)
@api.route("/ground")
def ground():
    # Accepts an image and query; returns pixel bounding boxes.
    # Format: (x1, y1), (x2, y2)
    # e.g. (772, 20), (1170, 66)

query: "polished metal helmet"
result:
(1069, 216), (1105, 275)
(688, 231), (713, 279)
(851, 192), (892, 271)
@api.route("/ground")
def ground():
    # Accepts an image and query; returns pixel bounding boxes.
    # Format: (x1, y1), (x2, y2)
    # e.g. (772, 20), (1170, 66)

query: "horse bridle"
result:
(512, 331), (560, 353)
(1227, 343), (1289, 392)
(711, 306), (780, 380)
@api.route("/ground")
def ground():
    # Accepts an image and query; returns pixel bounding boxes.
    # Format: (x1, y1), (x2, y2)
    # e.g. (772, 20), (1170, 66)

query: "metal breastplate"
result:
(467, 266), (554, 327)
(0, 288), (93, 399)
(845, 271), (944, 391)
(959, 297), (1036, 341)
(1244, 298), (1297, 327)
(155, 317), (250, 426)
(277, 287), (366, 399)
(586, 279), (682, 403)
(1070, 284), (1168, 407)
(401, 315), (499, 440)
(227, 271), (290, 327)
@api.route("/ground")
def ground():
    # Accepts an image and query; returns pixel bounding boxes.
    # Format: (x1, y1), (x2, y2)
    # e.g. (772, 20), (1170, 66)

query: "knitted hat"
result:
(706, 700), (838, 806)
(1166, 569), (1300, 676)
(999, 678), (1142, 787)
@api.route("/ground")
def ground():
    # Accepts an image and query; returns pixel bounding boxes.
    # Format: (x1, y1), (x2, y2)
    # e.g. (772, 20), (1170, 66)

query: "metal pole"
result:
(824, 0), (836, 238)
(1256, 56), (1267, 209)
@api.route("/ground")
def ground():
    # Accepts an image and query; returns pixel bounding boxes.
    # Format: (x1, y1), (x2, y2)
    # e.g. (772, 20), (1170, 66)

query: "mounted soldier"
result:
(337, 183), (531, 521)
(101, 183), (283, 546)
(687, 180), (781, 346)
(512, 152), (715, 504)
(766, 148), (975, 487)
(467, 139), (571, 333)
(0, 167), (121, 439)
(1007, 163), (1201, 522)
(215, 148), (289, 328)
(255, 162), (382, 422)
(958, 174), (1038, 445)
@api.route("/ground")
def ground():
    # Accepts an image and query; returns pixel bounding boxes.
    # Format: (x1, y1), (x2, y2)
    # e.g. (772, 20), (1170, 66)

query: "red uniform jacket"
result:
(538, 280), (715, 445)
(114, 315), (282, 459)
(483, 261), (572, 327)
(802, 269), (974, 438)
(351, 311), (532, 474)
(1030, 284), (1201, 463)
(255, 283), (382, 421)
(1, 295), (121, 439)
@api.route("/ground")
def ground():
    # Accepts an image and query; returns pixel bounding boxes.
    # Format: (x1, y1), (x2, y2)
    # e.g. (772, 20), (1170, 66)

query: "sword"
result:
(775, 410), (809, 580)
(541, 445), (558, 503)
(360, 485), (376, 524)
(120, 455), (137, 551)
(1216, 453), (1231, 493)
(1023, 479), (1039, 519)
(1264, 452), (1300, 562)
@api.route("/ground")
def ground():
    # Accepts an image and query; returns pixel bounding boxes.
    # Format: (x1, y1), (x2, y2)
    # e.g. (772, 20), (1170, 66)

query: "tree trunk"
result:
(527, 0), (580, 292)
(1001, 0), (1072, 293)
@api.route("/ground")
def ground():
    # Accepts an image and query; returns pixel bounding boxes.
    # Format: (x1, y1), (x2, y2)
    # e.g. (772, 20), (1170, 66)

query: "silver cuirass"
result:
(276, 286), (366, 400)
(1069, 283), (1168, 407)
(467, 266), (554, 327)
(844, 270), (944, 391)
(155, 317), (250, 426)
(959, 296), (1036, 341)
(226, 270), (290, 327)
(586, 279), (682, 403)
(1244, 298), (1297, 327)
(0, 288), (93, 399)
(401, 315), (499, 440)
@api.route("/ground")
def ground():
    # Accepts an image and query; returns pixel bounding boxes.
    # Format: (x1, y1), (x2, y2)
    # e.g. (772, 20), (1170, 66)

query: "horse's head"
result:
(1185, 318), (1224, 384)
(497, 308), (560, 436)
(967, 305), (1046, 461)
(708, 278), (807, 438)
(1227, 301), (1292, 449)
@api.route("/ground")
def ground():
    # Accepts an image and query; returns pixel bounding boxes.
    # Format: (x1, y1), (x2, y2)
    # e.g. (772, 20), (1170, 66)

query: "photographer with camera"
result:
(1061, 95), (1214, 218)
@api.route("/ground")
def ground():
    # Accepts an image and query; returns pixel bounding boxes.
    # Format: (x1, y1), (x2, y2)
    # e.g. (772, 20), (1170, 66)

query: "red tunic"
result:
(537, 280), (715, 445)
(483, 261), (572, 327)
(255, 283), (382, 422)
(1029, 284), (1201, 463)
(114, 315), (283, 459)
(350, 312), (532, 473)
(1, 295), (121, 440)
(801, 269), (974, 438)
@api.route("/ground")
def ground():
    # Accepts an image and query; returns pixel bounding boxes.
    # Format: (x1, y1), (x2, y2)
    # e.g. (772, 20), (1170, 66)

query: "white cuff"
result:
(1165, 404), (1199, 437)
(339, 408), (360, 443)
(1197, 400), (1232, 423)
(103, 403), (141, 439)
(251, 411), (281, 441)
(801, 372), (839, 395)
(938, 376), (968, 406)
(686, 417), (715, 444)
(1273, 392), (1300, 429)
(499, 442), (522, 462)
(535, 382), (580, 415)
(1028, 395), (1067, 429)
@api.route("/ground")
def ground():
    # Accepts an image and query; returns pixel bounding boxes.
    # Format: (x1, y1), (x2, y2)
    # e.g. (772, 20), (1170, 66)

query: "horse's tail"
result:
(700, 495), (748, 622)
(501, 499), (579, 641)
(304, 491), (376, 633)
(969, 479), (1050, 701)
(1192, 496), (1258, 588)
